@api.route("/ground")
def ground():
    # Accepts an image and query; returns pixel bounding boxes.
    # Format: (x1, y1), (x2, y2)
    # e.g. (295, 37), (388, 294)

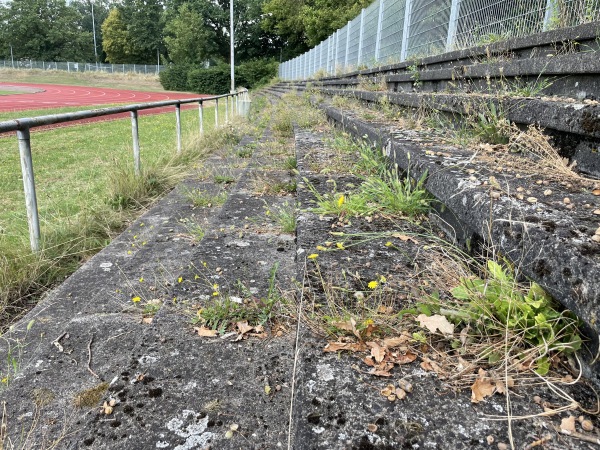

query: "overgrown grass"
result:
(306, 138), (432, 218)
(0, 100), (240, 330)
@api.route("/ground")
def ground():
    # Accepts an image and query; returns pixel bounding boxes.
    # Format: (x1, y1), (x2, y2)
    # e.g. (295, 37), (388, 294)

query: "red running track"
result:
(0, 83), (209, 132)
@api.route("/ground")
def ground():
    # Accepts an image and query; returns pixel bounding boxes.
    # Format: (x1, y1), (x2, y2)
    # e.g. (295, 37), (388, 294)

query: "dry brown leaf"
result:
(142, 317), (153, 324)
(392, 351), (417, 365)
(417, 314), (454, 335)
(560, 416), (576, 433)
(237, 321), (253, 335)
(369, 366), (394, 377)
(331, 320), (354, 332)
(194, 326), (218, 337)
(324, 342), (366, 353)
(471, 369), (496, 403)
(368, 342), (386, 363)
(395, 388), (407, 400)
(382, 334), (411, 348)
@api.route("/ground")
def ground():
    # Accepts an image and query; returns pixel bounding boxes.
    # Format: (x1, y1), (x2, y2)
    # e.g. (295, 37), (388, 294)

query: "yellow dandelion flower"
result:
(364, 318), (374, 326)
(316, 245), (327, 251)
(139, 277), (144, 282)
(336, 242), (345, 250)
(1, 376), (8, 384)
(127, 250), (132, 255)
(142, 241), (147, 246)
(132, 296), (141, 303)
(368, 281), (378, 289)
(178, 277), (183, 283)
(307, 253), (319, 260)
(202, 261), (208, 267)
(385, 241), (392, 247)
(212, 292), (219, 296)
(194, 274), (200, 280)
(337, 195), (345, 207)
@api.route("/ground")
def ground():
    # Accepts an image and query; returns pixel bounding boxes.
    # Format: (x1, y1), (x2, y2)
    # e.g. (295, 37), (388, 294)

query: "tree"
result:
(72, 0), (111, 62)
(163, 0), (281, 64)
(164, 4), (215, 65)
(121, 0), (165, 64)
(101, 8), (133, 63)
(262, 0), (371, 57)
(0, 0), (92, 61)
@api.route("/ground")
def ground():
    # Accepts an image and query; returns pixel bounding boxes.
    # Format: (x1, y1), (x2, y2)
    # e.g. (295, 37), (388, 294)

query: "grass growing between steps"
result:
(0, 103), (244, 332)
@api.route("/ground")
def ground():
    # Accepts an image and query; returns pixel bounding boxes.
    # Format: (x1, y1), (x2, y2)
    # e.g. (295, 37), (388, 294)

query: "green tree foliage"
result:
(164, 0), (281, 64)
(262, 0), (372, 57)
(101, 8), (133, 63)
(121, 0), (165, 64)
(0, 0), (93, 61)
(164, 4), (215, 65)
(72, 0), (110, 62)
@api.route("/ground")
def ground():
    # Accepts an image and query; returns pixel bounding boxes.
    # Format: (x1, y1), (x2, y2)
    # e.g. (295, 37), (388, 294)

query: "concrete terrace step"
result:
(1, 91), (599, 450)
(0, 118), (299, 448)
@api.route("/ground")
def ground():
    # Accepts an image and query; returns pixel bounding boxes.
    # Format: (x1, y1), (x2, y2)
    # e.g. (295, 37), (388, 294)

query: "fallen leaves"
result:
(379, 379), (413, 402)
(471, 369), (496, 403)
(194, 326), (218, 337)
(325, 331), (417, 377)
(417, 314), (454, 335)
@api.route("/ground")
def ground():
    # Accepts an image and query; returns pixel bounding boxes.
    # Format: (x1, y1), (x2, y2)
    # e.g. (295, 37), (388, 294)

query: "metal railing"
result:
(0, 90), (248, 253)
(279, 0), (600, 79)
(0, 59), (164, 75)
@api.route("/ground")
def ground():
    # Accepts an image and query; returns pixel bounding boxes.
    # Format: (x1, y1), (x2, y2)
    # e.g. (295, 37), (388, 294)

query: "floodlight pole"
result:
(230, 0), (235, 93)
(91, 0), (98, 69)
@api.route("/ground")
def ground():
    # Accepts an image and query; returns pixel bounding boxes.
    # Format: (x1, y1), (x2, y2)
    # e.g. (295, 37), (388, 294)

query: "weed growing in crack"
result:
(264, 201), (297, 233)
(360, 166), (431, 217)
(214, 174), (235, 184)
(182, 187), (227, 208)
(186, 223), (206, 242)
(470, 101), (510, 145)
(194, 263), (285, 332)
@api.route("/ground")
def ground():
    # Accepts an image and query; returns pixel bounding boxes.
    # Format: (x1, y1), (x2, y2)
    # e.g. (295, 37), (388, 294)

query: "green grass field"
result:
(0, 74), (243, 328)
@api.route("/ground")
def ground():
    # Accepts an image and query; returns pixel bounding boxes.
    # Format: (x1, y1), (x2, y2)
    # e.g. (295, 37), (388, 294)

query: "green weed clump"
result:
(424, 260), (582, 375)
(195, 264), (285, 332)
(265, 201), (297, 233)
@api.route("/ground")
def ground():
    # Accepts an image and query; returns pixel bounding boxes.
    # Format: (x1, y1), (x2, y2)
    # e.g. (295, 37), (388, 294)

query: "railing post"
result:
(400, 0), (414, 61)
(17, 127), (41, 253)
(130, 111), (141, 176)
(225, 95), (229, 122)
(358, 9), (365, 66)
(175, 104), (182, 154)
(375, 0), (385, 62)
(215, 98), (219, 128)
(446, 0), (461, 51)
(199, 101), (204, 136)
(334, 31), (339, 74)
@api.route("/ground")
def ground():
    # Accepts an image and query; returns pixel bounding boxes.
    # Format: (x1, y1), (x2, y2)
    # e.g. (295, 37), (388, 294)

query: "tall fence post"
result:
(544, 0), (559, 30)
(199, 102), (204, 136)
(215, 99), (219, 128)
(446, 0), (461, 51)
(130, 111), (141, 176)
(17, 128), (41, 253)
(375, 0), (385, 62)
(175, 104), (182, 154)
(400, 0), (414, 61)
(225, 95), (229, 122)
(334, 31), (339, 74)
(357, 9), (366, 66)
(345, 21), (352, 69)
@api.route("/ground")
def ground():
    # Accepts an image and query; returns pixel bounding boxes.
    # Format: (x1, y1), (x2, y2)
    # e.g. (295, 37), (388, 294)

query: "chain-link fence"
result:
(0, 59), (165, 75)
(279, 0), (600, 79)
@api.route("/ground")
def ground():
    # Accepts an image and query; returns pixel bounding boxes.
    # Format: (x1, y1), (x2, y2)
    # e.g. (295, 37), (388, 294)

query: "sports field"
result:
(0, 72), (238, 327)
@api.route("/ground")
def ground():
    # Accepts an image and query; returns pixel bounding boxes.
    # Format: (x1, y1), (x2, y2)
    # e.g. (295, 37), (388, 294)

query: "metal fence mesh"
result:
(279, 0), (600, 79)
(379, 0), (407, 64)
(407, 0), (452, 58)
(1, 59), (164, 74)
